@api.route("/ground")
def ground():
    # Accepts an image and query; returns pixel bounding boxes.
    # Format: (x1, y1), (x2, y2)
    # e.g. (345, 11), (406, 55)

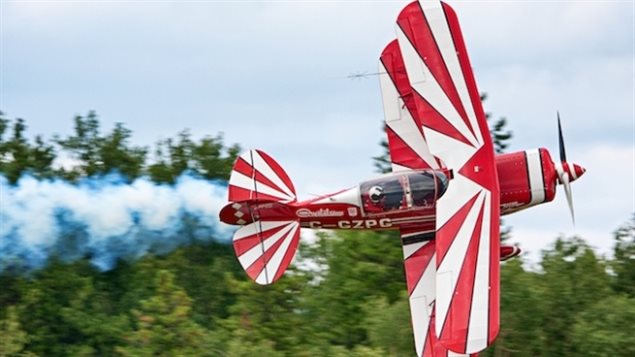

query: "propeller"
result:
(553, 112), (585, 224)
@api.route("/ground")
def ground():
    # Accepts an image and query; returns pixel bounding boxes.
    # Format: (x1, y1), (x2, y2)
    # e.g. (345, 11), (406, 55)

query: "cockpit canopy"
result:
(360, 170), (449, 214)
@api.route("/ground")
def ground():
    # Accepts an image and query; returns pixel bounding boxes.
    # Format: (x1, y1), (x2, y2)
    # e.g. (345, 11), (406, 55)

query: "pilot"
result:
(368, 185), (384, 204)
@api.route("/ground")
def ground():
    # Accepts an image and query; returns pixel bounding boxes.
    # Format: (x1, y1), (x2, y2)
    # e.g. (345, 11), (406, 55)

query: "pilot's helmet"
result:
(368, 186), (384, 203)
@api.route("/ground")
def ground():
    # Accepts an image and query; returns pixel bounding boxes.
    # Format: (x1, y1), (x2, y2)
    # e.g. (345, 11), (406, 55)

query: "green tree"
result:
(16, 260), (101, 356)
(301, 230), (404, 348)
(116, 270), (213, 357)
(220, 269), (310, 355)
(148, 131), (239, 183)
(55, 111), (146, 180)
(483, 259), (544, 357)
(571, 295), (635, 356)
(0, 306), (33, 357)
(0, 114), (56, 183)
(364, 294), (413, 356)
(612, 215), (635, 296)
(537, 237), (612, 356)
(59, 277), (131, 356)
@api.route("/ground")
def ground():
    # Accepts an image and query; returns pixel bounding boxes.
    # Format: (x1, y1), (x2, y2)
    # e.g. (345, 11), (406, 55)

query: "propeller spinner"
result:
(553, 112), (586, 223)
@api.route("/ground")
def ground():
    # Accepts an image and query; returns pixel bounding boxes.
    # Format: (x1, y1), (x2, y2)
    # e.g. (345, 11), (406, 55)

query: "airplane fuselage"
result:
(220, 147), (582, 239)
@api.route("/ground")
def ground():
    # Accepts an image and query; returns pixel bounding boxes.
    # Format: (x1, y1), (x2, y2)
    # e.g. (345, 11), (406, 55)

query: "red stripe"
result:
(244, 230), (288, 281)
(381, 41), (436, 171)
(398, 2), (474, 140)
(233, 224), (288, 256)
(436, 192), (481, 265)
(256, 150), (295, 198)
(438, 200), (485, 353)
(404, 242), (435, 295)
(273, 226), (300, 282)
(228, 185), (287, 202)
(381, 40), (421, 124)
(442, 2), (488, 145)
(232, 157), (254, 177)
(386, 126), (431, 170)
(423, 320), (434, 357)
(228, 185), (253, 202)
(414, 93), (473, 148)
(233, 157), (290, 199)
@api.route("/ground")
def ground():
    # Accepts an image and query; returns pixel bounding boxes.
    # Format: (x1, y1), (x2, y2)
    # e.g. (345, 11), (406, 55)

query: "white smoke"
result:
(0, 174), (234, 272)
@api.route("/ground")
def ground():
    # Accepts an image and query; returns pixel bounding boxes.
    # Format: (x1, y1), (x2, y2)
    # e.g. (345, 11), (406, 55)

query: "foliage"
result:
(148, 130), (240, 183)
(0, 306), (33, 357)
(0, 112), (632, 356)
(116, 270), (214, 356)
(612, 215), (635, 297)
(0, 112), (56, 184)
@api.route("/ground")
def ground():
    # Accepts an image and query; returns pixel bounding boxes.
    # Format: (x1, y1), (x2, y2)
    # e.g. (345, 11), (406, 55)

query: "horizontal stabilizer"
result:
(232, 220), (300, 285)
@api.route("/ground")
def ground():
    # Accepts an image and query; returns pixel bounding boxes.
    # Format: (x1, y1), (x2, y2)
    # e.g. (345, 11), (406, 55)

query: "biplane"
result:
(219, 0), (585, 355)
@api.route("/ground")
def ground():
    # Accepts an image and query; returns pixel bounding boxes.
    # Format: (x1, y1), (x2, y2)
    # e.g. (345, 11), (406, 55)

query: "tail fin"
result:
(223, 149), (300, 285)
(228, 149), (296, 203)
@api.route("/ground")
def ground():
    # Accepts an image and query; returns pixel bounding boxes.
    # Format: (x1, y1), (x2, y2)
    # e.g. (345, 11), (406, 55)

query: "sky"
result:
(1, 0), (633, 263)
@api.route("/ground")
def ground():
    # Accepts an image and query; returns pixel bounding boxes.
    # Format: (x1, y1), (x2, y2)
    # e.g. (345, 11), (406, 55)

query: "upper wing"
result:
(400, 228), (472, 357)
(379, 40), (441, 172)
(395, 1), (500, 354)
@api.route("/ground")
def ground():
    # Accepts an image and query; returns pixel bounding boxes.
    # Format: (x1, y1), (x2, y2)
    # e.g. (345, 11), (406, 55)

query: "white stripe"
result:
(229, 171), (293, 202)
(436, 190), (485, 337)
(402, 240), (427, 259)
(419, 0), (484, 145)
(251, 150), (296, 200)
(378, 61), (404, 123)
(256, 222), (299, 284)
(466, 191), (491, 353)
(391, 163), (411, 173)
(419, 128), (477, 177)
(312, 186), (362, 206)
(526, 149), (545, 205)
(379, 62), (440, 170)
(237, 222), (295, 270)
(396, 26), (478, 148)
(233, 220), (291, 241)
(408, 253), (437, 356)
(570, 164), (578, 180)
(435, 173), (481, 228)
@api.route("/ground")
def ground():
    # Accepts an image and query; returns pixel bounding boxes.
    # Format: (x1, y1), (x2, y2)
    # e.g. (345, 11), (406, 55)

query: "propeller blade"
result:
(557, 111), (567, 163)
(556, 166), (575, 224)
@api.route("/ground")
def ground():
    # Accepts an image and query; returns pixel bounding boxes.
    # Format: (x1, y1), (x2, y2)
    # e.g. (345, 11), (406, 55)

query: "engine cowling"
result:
(497, 148), (558, 215)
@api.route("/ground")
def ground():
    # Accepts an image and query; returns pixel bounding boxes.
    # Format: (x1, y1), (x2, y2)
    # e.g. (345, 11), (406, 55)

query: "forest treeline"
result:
(0, 111), (634, 356)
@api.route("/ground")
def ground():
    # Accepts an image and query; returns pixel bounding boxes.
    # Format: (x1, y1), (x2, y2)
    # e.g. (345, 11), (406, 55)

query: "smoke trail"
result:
(0, 174), (234, 272)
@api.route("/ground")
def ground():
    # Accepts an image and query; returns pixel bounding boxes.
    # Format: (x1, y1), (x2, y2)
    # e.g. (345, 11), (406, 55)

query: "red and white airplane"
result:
(219, 1), (585, 355)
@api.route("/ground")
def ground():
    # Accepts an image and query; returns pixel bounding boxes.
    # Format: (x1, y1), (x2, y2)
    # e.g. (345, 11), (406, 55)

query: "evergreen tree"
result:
(148, 131), (240, 183)
(301, 230), (404, 348)
(116, 270), (213, 357)
(55, 111), (146, 181)
(0, 113), (56, 183)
